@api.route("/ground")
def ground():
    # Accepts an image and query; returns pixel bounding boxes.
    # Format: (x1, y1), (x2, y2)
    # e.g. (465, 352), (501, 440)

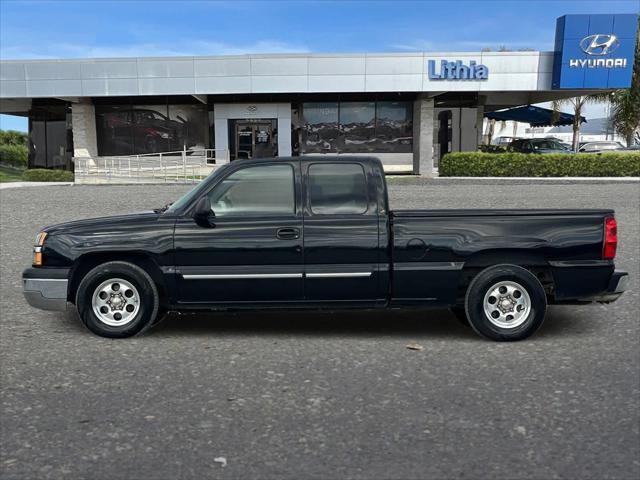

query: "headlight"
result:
(159, 132), (170, 139)
(34, 232), (47, 266)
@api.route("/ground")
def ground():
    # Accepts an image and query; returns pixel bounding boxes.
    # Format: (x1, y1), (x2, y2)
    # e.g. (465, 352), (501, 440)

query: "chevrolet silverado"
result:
(23, 156), (628, 340)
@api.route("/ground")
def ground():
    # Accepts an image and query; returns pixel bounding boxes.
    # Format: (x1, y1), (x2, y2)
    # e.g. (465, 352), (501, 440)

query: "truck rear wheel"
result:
(76, 261), (159, 338)
(464, 264), (546, 341)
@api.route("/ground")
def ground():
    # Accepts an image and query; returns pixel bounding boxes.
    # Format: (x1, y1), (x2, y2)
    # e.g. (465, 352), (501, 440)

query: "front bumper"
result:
(22, 267), (70, 311)
(588, 270), (629, 303)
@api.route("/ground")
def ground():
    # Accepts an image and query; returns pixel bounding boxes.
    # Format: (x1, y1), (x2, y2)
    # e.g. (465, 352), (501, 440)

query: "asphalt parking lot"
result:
(1, 179), (639, 480)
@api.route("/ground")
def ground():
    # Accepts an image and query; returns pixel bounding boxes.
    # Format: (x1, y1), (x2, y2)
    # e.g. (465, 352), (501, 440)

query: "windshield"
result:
(166, 164), (231, 214)
(532, 139), (567, 150)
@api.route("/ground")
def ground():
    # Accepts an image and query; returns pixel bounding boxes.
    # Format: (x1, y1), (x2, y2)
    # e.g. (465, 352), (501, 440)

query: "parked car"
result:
(492, 136), (521, 146)
(578, 141), (625, 153)
(543, 136), (572, 150)
(23, 157), (627, 341)
(510, 138), (571, 153)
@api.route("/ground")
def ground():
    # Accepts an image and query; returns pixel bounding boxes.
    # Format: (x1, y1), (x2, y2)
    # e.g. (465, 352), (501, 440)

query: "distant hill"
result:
(548, 117), (616, 135)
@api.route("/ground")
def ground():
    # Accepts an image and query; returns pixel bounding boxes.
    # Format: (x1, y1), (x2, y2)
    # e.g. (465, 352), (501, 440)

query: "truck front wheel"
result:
(75, 261), (160, 338)
(464, 264), (546, 341)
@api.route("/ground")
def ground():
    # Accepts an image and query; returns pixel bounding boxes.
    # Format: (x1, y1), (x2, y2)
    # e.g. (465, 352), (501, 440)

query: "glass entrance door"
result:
(234, 122), (274, 159)
(236, 124), (254, 159)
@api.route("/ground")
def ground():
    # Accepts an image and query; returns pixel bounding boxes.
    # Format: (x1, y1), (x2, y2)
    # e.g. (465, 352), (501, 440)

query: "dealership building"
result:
(0, 13), (637, 178)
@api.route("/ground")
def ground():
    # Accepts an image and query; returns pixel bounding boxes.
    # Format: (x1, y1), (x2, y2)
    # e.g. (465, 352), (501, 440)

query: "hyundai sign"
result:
(553, 14), (638, 89)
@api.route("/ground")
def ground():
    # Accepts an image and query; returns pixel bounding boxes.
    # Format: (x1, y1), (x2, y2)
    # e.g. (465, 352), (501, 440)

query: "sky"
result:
(1, 0), (638, 131)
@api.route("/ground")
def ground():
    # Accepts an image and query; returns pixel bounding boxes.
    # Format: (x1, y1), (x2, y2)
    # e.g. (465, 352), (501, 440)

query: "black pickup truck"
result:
(23, 156), (628, 341)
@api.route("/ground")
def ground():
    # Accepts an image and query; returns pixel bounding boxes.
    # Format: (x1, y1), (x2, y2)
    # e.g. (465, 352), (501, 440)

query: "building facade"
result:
(0, 14), (637, 176)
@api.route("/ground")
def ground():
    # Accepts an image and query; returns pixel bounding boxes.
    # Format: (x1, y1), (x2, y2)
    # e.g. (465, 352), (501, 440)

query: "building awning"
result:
(485, 105), (586, 127)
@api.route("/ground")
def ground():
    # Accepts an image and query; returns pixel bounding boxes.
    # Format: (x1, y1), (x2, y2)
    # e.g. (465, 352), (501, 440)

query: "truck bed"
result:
(390, 208), (613, 305)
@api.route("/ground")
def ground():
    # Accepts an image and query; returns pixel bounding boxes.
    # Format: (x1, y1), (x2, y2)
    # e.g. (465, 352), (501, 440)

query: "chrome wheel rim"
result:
(483, 280), (531, 329)
(92, 278), (140, 327)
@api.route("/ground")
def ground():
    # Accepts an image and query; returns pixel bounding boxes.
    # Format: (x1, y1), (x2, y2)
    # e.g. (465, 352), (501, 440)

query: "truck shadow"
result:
(150, 308), (474, 339)
(147, 307), (591, 340)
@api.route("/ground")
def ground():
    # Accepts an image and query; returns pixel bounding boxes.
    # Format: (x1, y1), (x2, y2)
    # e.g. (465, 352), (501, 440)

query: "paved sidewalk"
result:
(0, 181), (74, 190)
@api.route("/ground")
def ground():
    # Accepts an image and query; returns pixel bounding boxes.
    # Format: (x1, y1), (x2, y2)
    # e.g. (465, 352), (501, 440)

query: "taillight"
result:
(603, 216), (617, 260)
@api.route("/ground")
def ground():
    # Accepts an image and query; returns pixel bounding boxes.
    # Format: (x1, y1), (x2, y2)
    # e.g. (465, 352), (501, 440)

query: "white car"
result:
(578, 141), (625, 153)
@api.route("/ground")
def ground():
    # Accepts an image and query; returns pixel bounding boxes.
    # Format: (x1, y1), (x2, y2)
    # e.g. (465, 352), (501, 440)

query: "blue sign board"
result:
(553, 14), (638, 89)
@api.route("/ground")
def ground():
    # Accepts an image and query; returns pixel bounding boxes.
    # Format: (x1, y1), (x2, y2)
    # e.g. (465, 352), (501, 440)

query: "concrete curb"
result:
(387, 176), (640, 184)
(0, 182), (74, 190)
(441, 176), (640, 182)
(2, 178), (638, 188)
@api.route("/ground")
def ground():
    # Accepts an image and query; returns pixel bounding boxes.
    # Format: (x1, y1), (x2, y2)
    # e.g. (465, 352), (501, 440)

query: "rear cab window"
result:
(307, 163), (368, 215)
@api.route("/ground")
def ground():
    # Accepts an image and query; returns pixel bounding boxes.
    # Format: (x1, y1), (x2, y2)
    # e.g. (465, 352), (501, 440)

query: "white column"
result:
(277, 103), (292, 157)
(413, 96), (435, 177)
(212, 104), (230, 164)
(72, 100), (97, 158)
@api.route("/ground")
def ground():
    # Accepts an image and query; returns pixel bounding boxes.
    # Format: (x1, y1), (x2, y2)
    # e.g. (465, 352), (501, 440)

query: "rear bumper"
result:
(22, 267), (70, 311)
(550, 259), (630, 303)
(588, 270), (629, 303)
(553, 270), (628, 304)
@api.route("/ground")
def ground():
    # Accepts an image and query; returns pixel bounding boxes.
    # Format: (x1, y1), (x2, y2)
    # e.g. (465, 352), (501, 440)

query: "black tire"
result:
(464, 264), (547, 341)
(450, 306), (469, 326)
(76, 261), (159, 338)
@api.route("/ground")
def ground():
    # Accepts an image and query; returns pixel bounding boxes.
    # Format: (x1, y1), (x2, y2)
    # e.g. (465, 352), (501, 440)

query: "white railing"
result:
(74, 148), (229, 184)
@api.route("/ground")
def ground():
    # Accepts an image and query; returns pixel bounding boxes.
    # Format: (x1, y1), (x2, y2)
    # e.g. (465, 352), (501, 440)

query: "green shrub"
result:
(0, 130), (28, 146)
(0, 144), (28, 168)
(440, 152), (640, 177)
(477, 144), (507, 153)
(22, 169), (74, 182)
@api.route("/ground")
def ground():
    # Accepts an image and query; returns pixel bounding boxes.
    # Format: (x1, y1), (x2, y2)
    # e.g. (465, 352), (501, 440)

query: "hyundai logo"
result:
(580, 34), (620, 55)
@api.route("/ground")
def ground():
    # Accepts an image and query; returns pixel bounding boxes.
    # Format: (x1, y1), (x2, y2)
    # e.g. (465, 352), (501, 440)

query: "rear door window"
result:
(308, 163), (368, 215)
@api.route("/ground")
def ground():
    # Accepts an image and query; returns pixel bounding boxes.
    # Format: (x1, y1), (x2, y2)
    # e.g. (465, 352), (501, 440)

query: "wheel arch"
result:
(68, 252), (169, 306)
(457, 249), (555, 303)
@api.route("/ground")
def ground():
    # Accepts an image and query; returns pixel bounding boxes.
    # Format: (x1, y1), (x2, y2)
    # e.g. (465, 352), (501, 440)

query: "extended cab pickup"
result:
(23, 156), (628, 340)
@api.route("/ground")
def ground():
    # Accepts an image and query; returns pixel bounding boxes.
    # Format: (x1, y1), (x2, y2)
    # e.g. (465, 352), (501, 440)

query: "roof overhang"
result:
(0, 51), (561, 100)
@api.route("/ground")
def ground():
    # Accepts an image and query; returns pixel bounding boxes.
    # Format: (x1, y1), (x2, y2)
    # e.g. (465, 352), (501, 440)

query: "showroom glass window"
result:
(95, 100), (208, 156)
(340, 102), (375, 153)
(375, 102), (413, 153)
(301, 103), (340, 153)
(207, 164), (295, 217)
(308, 163), (368, 215)
(301, 101), (412, 154)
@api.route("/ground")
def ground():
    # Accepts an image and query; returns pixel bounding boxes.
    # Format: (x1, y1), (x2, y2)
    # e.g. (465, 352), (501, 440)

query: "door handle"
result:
(276, 227), (300, 240)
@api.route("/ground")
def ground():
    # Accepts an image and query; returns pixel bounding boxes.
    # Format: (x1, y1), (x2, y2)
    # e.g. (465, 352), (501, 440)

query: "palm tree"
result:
(609, 90), (640, 146)
(608, 19), (640, 147)
(551, 94), (610, 151)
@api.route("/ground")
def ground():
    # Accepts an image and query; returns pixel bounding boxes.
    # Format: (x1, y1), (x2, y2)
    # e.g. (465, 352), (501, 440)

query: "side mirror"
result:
(193, 196), (213, 222)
